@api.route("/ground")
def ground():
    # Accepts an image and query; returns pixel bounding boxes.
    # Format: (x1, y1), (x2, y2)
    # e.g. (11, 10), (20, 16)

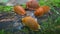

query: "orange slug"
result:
(34, 6), (50, 17)
(42, 6), (50, 13)
(13, 5), (26, 15)
(34, 7), (44, 17)
(22, 16), (40, 31)
(26, 0), (40, 10)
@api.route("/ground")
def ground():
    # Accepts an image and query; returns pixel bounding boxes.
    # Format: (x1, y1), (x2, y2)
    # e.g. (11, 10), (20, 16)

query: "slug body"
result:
(22, 16), (40, 31)
(42, 6), (50, 13)
(34, 6), (50, 17)
(26, 0), (39, 10)
(13, 5), (26, 15)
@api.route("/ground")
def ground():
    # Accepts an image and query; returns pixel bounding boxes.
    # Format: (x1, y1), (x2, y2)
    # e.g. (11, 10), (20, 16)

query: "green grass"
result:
(0, 6), (13, 13)
(0, 29), (5, 34)
(39, 0), (60, 7)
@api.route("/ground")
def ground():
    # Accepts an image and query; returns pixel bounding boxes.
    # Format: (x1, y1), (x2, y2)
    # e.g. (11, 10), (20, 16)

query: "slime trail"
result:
(26, 10), (37, 21)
